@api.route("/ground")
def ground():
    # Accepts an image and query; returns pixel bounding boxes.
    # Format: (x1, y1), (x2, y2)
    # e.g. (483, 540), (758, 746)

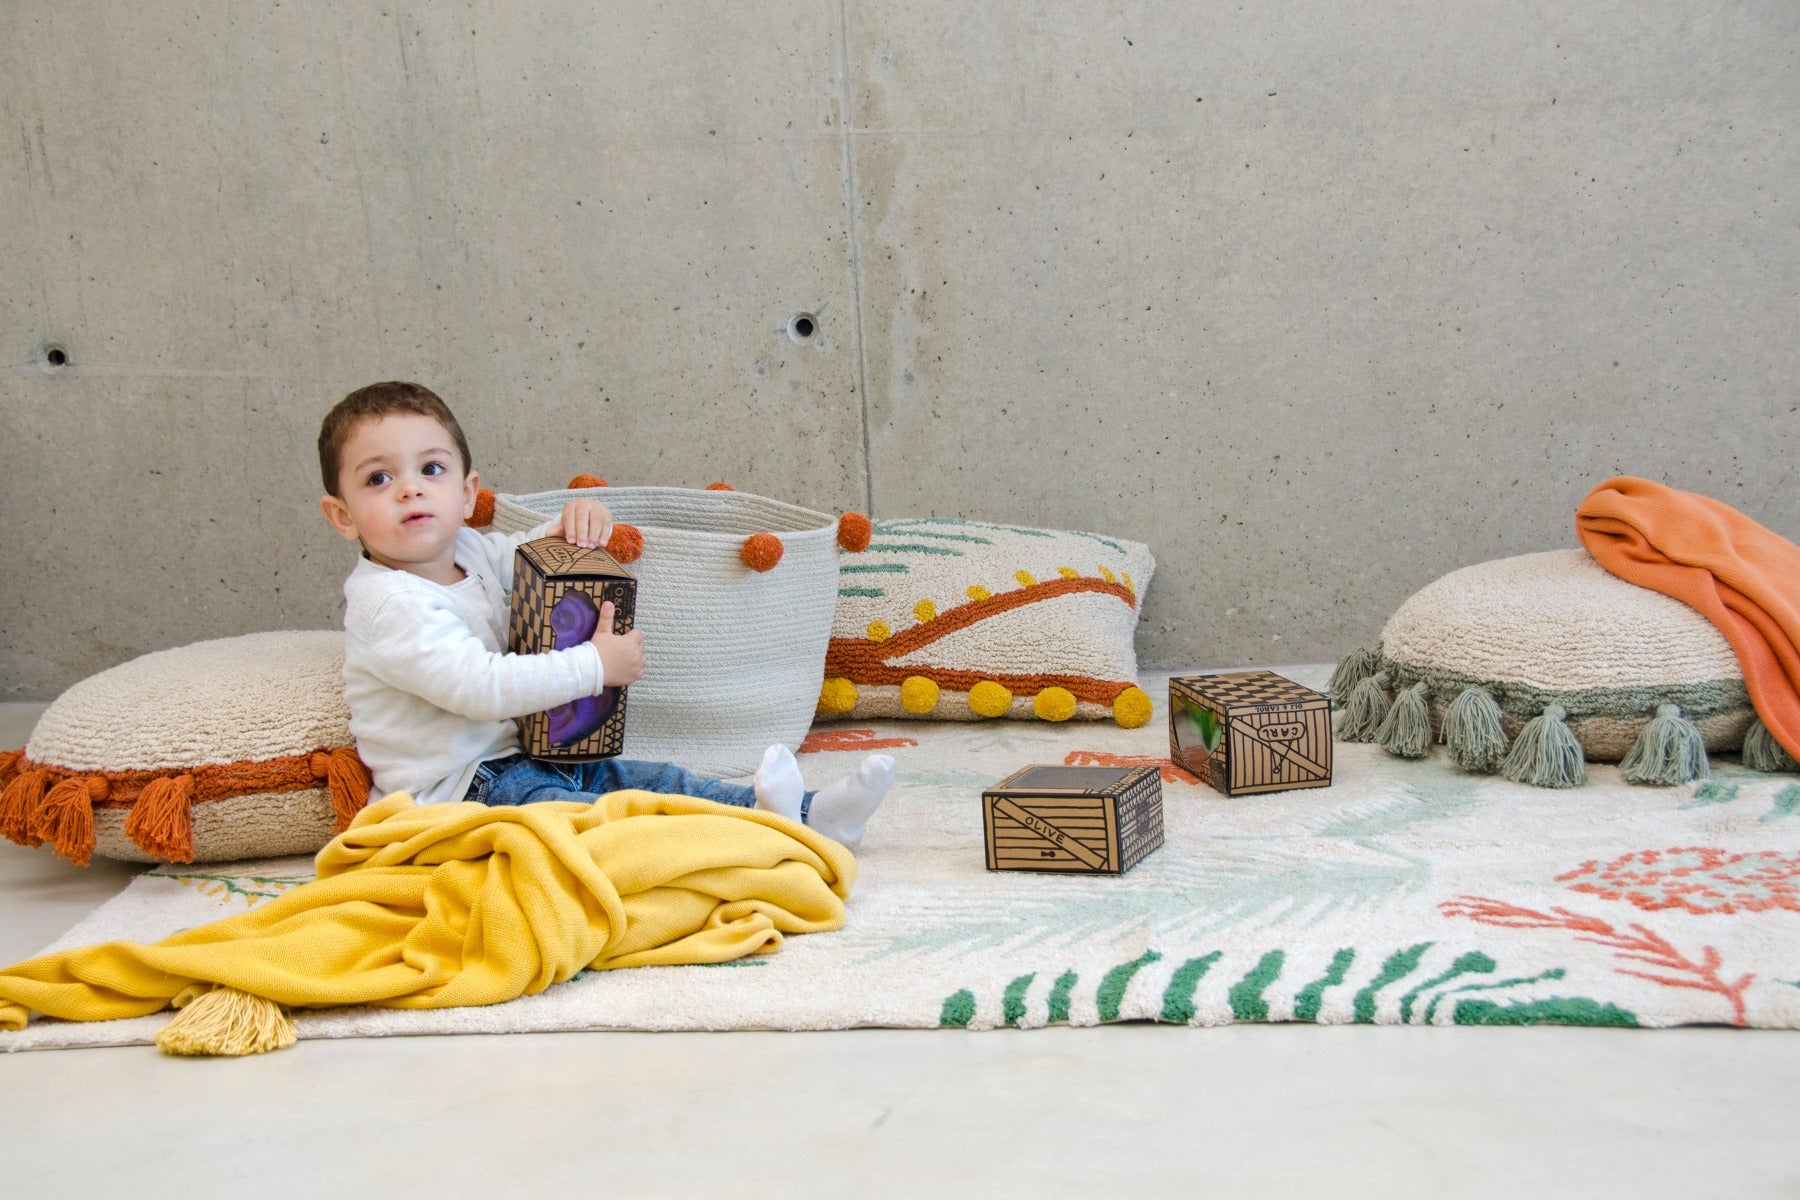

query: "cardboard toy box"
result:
(507, 537), (637, 761)
(1169, 670), (1332, 796)
(982, 764), (1164, 875)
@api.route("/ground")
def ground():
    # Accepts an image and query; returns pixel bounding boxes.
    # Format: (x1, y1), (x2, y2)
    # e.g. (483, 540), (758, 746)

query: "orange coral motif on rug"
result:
(1437, 845), (1794, 1028)
(799, 729), (921, 755)
(1062, 750), (1197, 785)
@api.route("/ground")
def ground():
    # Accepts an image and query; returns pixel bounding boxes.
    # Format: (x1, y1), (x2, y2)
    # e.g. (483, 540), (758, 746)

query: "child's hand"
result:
(550, 499), (613, 550)
(591, 600), (645, 687)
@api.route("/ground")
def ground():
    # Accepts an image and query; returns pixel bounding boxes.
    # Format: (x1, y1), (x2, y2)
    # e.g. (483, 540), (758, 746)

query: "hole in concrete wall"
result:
(39, 342), (69, 372)
(786, 313), (817, 344)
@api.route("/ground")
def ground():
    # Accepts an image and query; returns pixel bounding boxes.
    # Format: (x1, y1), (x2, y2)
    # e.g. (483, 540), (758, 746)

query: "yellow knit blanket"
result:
(0, 791), (856, 1038)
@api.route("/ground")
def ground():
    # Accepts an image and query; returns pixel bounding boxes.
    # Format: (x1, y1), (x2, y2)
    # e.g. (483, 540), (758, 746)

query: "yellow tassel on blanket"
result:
(156, 985), (296, 1057)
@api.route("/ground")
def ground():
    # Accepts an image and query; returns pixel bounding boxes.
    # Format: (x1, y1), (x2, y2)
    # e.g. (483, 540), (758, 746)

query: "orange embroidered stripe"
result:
(846, 575), (1136, 663)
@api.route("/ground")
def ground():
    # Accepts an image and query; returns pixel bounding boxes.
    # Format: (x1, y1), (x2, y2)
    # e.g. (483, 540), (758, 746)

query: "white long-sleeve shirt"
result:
(341, 523), (606, 806)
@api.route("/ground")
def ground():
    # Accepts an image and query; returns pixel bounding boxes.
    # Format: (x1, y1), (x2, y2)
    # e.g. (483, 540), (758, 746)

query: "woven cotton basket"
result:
(490, 486), (842, 776)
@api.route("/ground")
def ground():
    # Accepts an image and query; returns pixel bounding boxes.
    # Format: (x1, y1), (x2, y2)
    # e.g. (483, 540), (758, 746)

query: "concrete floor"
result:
(3, 700), (1798, 1198)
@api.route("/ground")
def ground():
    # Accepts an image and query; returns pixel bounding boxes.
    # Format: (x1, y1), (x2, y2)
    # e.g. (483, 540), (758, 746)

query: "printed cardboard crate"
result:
(508, 537), (637, 760)
(1169, 670), (1332, 796)
(982, 764), (1163, 875)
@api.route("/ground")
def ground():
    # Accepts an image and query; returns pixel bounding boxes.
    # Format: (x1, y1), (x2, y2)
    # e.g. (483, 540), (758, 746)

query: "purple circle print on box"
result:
(545, 590), (621, 746)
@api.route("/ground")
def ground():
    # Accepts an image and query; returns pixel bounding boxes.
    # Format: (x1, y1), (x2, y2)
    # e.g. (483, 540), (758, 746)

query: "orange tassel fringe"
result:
(1, 769), (49, 848)
(33, 777), (97, 867)
(318, 748), (373, 832)
(0, 744), (373, 865)
(127, 774), (196, 863)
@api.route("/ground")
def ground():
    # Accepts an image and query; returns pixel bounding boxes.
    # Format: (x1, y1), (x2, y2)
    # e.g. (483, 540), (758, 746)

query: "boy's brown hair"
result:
(318, 381), (473, 496)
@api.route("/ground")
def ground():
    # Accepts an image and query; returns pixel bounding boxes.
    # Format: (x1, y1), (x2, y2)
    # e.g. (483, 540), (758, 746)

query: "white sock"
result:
(753, 744), (805, 823)
(806, 754), (895, 849)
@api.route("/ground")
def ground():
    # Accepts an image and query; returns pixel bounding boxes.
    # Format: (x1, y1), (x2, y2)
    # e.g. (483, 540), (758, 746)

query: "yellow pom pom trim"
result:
(867, 620), (891, 643)
(1057, 566), (1079, 579)
(818, 677), (858, 716)
(914, 599), (937, 623)
(900, 675), (940, 714)
(1112, 686), (1153, 729)
(966, 585), (991, 602)
(1014, 570), (1037, 588)
(1033, 687), (1077, 722)
(968, 680), (1012, 718)
(1098, 565), (1117, 584)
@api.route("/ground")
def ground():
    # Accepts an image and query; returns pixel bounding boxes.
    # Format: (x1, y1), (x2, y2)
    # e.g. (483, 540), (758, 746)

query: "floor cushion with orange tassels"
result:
(0, 632), (370, 865)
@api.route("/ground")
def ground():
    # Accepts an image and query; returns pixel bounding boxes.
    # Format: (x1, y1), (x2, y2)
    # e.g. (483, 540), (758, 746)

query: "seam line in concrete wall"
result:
(834, 0), (874, 515)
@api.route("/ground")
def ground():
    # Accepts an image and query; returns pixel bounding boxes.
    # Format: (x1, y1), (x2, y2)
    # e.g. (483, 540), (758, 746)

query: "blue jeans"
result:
(466, 754), (812, 822)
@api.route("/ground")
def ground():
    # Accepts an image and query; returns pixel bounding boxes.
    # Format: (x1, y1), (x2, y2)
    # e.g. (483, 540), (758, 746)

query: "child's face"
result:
(319, 413), (479, 585)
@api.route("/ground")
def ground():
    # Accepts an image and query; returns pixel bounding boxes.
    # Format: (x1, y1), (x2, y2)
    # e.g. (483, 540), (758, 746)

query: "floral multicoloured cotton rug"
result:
(6, 668), (1799, 1050)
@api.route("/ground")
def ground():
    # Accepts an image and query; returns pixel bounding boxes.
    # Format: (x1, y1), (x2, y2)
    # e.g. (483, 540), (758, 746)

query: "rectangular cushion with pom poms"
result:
(818, 517), (1156, 729)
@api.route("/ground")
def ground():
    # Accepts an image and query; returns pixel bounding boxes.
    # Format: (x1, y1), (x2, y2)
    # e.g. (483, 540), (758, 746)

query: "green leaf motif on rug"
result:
(1398, 952), (1497, 1023)
(158, 872), (313, 904)
(1424, 968), (1566, 1025)
(1293, 948), (1356, 1021)
(1760, 784), (1800, 824)
(937, 944), (1645, 1029)
(1228, 951), (1286, 1021)
(1453, 997), (1639, 1027)
(1160, 952), (1223, 1023)
(1097, 950), (1163, 1021)
(1046, 970), (1078, 1023)
(1002, 973), (1035, 1027)
(1686, 781), (1740, 808)
(1353, 943), (1433, 1023)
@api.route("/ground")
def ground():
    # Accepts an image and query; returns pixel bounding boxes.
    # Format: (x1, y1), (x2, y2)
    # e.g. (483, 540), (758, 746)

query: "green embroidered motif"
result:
(1687, 781), (1740, 808)
(1160, 952), (1223, 1023)
(864, 542), (967, 557)
(1424, 969), (1565, 1024)
(1046, 970), (1079, 1023)
(1353, 943), (1433, 1023)
(160, 872), (312, 904)
(1453, 997), (1639, 1027)
(1293, 949), (1356, 1021)
(1002, 973), (1035, 1027)
(1096, 951), (1162, 1021)
(939, 990), (976, 1028)
(1761, 784), (1800, 823)
(1228, 951), (1286, 1021)
(1398, 952), (1496, 1023)
(837, 587), (885, 598)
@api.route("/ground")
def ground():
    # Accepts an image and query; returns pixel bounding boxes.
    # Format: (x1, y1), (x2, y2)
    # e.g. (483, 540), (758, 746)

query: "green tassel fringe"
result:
(1377, 681), (1433, 758)
(1328, 646), (1381, 706)
(1501, 704), (1586, 789)
(1619, 703), (1709, 786)
(1444, 686), (1507, 774)
(1338, 673), (1391, 742)
(1742, 716), (1800, 773)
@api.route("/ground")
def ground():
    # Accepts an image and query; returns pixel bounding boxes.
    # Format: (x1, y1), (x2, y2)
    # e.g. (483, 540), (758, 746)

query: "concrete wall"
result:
(4, 1), (1797, 698)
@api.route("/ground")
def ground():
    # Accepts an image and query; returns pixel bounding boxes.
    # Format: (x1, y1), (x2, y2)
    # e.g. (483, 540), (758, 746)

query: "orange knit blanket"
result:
(1576, 477), (1800, 759)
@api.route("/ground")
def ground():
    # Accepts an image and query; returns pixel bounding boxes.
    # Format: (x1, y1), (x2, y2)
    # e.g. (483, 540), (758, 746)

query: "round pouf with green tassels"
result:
(1331, 549), (1797, 787)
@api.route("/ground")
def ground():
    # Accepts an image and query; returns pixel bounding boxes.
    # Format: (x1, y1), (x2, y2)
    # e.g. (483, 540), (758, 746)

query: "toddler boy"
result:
(317, 381), (893, 846)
